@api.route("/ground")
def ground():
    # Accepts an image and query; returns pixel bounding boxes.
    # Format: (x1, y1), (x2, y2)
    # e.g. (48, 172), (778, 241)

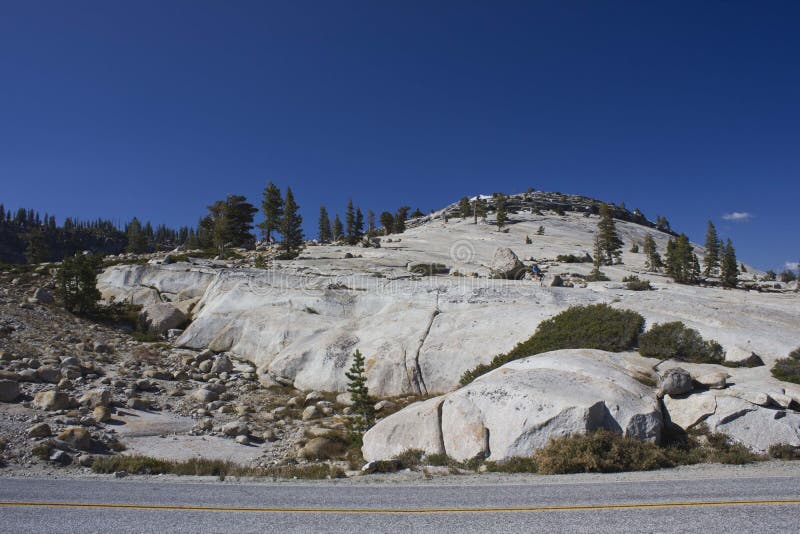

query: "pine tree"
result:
(318, 206), (332, 243)
(56, 253), (101, 315)
(258, 182), (283, 243)
(345, 349), (374, 434)
(703, 221), (720, 276)
(345, 199), (356, 244)
(125, 217), (147, 254)
(587, 233), (608, 281)
(537, 226), (545, 235)
(379, 211), (394, 235)
(643, 234), (663, 271)
(367, 210), (375, 235)
(355, 208), (364, 242)
(495, 193), (507, 229)
(720, 239), (739, 288)
(208, 195), (258, 253)
(279, 187), (303, 256)
(666, 234), (699, 284)
(458, 197), (471, 219)
(394, 207), (409, 234)
(597, 203), (623, 265)
(332, 214), (344, 241)
(24, 228), (50, 264)
(472, 197), (486, 223)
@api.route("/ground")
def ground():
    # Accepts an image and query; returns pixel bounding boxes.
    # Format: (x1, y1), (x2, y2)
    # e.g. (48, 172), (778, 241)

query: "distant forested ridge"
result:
(0, 204), (190, 264)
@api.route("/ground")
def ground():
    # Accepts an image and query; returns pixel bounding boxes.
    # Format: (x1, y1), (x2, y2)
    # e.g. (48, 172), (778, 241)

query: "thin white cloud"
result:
(722, 211), (753, 222)
(786, 261), (799, 271)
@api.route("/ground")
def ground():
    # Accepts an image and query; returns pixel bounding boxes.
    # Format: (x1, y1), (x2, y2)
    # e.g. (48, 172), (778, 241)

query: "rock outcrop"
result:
(362, 350), (662, 462)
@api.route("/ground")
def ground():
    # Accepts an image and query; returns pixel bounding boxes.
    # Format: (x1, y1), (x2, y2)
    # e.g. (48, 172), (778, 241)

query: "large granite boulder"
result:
(489, 247), (526, 279)
(363, 349), (662, 462)
(139, 303), (188, 335)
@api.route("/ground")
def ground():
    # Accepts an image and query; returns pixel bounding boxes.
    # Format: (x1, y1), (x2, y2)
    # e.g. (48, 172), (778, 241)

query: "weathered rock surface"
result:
(363, 350), (662, 462)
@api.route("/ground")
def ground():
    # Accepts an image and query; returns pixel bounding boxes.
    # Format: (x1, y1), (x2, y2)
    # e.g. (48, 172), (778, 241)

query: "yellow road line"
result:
(0, 499), (799, 514)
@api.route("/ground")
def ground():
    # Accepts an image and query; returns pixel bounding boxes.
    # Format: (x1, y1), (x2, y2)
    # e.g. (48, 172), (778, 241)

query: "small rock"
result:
(286, 396), (302, 409)
(0, 379), (20, 402)
(33, 390), (72, 411)
(305, 391), (325, 405)
(114, 471), (128, 478)
(198, 360), (213, 373)
(30, 287), (54, 304)
(298, 437), (345, 460)
(235, 435), (250, 445)
(336, 392), (354, 406)
(261, 429), (277, 442)
(92, 342), (113, 354)
(93, 405), (112, 423)
(221, 421), (249, 437)
(57, 427), (92, 451)
(126, 397), (151, 410)
(36, 366), (61, 384)
(190, 389), (218, 403)
(77, 454), (95, 467)
(658, 368), (693, 397)
(374, 400), (396, 412)
(27, 422), (52, 438)
(695, 372), (728, 390)
(211, 355), (234, 374)
(79, 388), (112, 408)
(302, 405), (321, 421)
(49, 450), (72, 466)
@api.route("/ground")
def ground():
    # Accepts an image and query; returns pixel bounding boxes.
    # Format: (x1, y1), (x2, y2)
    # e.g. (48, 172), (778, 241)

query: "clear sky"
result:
(1, 1), (798, 270)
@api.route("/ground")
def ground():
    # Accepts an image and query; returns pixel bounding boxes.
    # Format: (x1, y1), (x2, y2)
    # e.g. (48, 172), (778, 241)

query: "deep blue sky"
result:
(2, 1), (798, 270)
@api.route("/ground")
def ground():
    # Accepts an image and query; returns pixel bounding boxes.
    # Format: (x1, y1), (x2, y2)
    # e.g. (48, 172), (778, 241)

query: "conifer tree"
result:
(258, 182), (283, 243)
(367, 210), (375, 235)
(125, 217), (147, 254)
(597, 203), (623, 265)
(458, 197), (471, 219)
(394, 207), (409, 234)
(332, 214), (344, 241)
(666, 234), (699, 284)
(318, 206), (332, 243)
(720, 239), (739, 288)
(279, 187), (303, 256)
(56, 253), (101, 315)
(379, 211), (394, 235)
(345, 199), (356, 244)
(495, 193), (507, 229)
(703, 221), (720, 276)
(473, 197), (486, 223)
(643, 234), (662, 271)
(24, 228), (50, 264)
(345, 349), (374, 434)
(587, 233), (608, 281)
(355, 208), (364, 242)
(208, 195), (258, 253)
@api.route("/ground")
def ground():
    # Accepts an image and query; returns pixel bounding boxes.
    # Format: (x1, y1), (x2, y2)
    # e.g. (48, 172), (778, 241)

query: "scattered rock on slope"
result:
(489, 247), (526, 279)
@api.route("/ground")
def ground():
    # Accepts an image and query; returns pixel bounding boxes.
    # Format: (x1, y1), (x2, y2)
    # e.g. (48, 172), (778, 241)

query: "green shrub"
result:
(460, 304), (644, 385)
(638, 322), (724, 364)
(484, 457), (538, 473)
(622, 276), (652, 291)
(555, 254), (590, 263)
(535, 430), (674, 474)
(91, 455), (345, 479)
(771, 347), (800, 384)
(56, 253), (102, 315)
(768, 444), (800, 460)
(395, 449), (425, 469)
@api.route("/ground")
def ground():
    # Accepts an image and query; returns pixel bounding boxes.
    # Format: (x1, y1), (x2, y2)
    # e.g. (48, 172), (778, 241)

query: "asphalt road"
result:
(1, 474), (799, 533)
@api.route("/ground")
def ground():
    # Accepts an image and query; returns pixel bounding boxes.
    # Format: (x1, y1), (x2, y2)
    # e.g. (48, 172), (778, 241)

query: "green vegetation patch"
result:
(638, 322), (723, 364)
(460, 304), (644, 385)
(771, 347), (800, 385)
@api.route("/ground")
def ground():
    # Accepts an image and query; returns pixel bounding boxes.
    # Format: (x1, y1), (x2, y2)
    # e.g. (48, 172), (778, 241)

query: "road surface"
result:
(1, 474), (799, 532)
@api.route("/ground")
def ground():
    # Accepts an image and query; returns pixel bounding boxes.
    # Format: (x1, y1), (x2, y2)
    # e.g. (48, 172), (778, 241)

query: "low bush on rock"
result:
(622, 275), (652, 291)
(771, 348), (800, 384)
(555, 254), (590, 263)
(768, 444), (800, 460)
(638, 322), (724, 364)
(460, 304), (644, 385)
